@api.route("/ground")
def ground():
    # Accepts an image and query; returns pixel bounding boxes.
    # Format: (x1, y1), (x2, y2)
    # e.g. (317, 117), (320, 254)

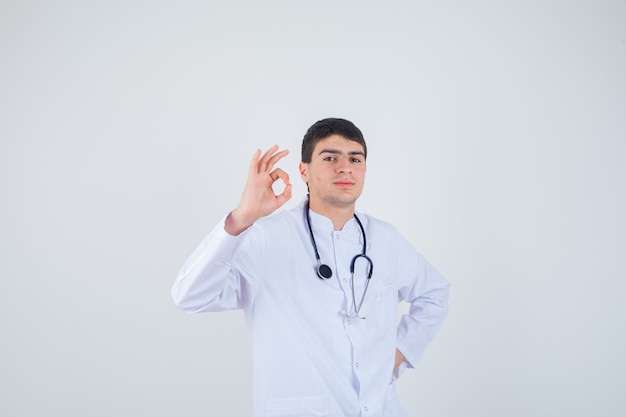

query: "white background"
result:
(1, 1), (625, 416)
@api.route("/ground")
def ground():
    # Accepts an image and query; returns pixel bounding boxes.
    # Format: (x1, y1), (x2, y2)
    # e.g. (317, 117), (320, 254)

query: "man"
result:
(172, 118), (450, 417)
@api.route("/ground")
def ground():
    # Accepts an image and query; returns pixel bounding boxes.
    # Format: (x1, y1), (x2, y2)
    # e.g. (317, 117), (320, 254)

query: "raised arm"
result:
(225, 145), (292, 235)
(172, 145), (291, 312)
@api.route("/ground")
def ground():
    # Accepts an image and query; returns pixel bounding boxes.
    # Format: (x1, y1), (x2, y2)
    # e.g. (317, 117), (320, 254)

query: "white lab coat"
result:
(172, 199), (450, 417)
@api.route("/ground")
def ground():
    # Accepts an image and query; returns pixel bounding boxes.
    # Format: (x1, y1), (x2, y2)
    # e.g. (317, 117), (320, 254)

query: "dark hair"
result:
(301, 118), (367, 163)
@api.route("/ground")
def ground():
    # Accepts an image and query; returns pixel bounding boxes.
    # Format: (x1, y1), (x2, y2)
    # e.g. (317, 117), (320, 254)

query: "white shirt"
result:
(172, 199), (450, 417)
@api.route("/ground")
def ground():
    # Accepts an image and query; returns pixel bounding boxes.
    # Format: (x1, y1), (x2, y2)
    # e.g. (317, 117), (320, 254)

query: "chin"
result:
(326, 194), (360, 207)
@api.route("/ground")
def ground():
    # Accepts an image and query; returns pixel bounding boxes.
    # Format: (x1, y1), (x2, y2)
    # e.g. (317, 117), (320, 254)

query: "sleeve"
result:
(171, 215), (265, 313)
(395, 244), (450, 369)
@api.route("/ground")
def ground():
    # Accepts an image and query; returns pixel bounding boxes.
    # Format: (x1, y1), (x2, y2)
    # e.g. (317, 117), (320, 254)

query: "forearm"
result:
(397, 281), (450, 368)
(172, 217), (243, 312)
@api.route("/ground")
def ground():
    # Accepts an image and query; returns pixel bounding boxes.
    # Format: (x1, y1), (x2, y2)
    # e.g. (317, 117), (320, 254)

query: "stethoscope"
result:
(304, 196), (374, 318)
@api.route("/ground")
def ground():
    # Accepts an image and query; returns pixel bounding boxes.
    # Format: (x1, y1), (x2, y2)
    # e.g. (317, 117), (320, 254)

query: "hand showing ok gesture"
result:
(225, 145), (292, 235)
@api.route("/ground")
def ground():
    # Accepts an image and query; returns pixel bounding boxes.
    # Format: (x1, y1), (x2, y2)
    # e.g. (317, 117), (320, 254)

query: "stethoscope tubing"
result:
(304, 197), (374, 317)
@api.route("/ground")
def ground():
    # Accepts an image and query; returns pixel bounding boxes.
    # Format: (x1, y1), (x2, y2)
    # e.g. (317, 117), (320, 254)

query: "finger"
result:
(276, 183), (292, 208)
(265, 149), (290, 172)
(258, 145), (279, 173)
(269, 168), (290, 185)
(248, 149), (262, 176)
(269, 168), (291, 209)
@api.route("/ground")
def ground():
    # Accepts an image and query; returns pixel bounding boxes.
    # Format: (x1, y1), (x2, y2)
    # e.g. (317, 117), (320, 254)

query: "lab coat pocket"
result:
(264, 396), (329, 417)
(374, 284), (396, 329)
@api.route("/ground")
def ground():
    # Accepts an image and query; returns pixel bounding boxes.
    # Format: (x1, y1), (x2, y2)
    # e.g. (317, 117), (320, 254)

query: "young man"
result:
(172, 118), (450, 417)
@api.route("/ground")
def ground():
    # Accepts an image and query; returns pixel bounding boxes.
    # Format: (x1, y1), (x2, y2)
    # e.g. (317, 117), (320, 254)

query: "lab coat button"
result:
(363, 406), (368, 412)
(355, 362), (359, 367)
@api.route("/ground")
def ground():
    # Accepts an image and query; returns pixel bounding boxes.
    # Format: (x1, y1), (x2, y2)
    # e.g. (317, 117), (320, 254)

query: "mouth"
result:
(334, 180), (355, 188)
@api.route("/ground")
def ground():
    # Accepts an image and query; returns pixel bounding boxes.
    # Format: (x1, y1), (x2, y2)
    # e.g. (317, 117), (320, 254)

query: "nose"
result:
(336, 156), (352, 173)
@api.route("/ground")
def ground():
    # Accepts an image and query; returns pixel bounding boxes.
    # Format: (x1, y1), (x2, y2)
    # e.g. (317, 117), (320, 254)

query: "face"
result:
(299, 134), (366, 212)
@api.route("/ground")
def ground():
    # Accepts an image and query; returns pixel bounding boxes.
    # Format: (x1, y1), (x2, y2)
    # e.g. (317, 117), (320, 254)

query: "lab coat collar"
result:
(299, 197), (360, 234)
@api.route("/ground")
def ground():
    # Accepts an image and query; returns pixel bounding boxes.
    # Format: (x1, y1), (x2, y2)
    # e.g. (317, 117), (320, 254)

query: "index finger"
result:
(269, 167), (290, 184)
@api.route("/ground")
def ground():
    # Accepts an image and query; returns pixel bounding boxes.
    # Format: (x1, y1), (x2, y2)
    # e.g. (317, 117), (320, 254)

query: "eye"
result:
(351, 157), (362, 163)
(323, 156), (336, 161)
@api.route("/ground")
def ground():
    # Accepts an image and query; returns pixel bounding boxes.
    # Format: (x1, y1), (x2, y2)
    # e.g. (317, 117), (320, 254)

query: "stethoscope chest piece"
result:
(317, 263), (333, 279)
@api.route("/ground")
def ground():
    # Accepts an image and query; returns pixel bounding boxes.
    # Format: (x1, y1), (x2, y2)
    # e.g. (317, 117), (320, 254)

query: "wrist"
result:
(224, 209), (254, 236)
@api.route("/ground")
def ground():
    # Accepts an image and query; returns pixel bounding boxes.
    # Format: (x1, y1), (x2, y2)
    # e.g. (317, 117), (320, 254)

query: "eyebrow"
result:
(318, 148), (365, 157)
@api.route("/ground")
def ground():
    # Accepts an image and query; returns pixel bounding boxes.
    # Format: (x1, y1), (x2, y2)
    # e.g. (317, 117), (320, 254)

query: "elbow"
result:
(171, 285), (200, 313)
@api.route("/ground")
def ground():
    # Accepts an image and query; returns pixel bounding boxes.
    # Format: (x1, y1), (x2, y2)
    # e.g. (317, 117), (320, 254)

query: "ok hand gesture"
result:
(225, 145), (292, 235)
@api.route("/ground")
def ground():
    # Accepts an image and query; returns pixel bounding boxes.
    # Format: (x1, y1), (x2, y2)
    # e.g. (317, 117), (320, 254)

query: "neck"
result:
(308, 196), (355, 231)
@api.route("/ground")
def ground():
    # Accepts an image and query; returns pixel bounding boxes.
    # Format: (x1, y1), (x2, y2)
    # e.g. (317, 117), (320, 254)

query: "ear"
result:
(299, 161), (309, 183)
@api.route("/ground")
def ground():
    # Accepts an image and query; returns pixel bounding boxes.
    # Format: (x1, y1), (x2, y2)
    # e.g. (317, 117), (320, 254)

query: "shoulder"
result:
(356, 211), (402, 237)
(356, 211), (417, 252)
